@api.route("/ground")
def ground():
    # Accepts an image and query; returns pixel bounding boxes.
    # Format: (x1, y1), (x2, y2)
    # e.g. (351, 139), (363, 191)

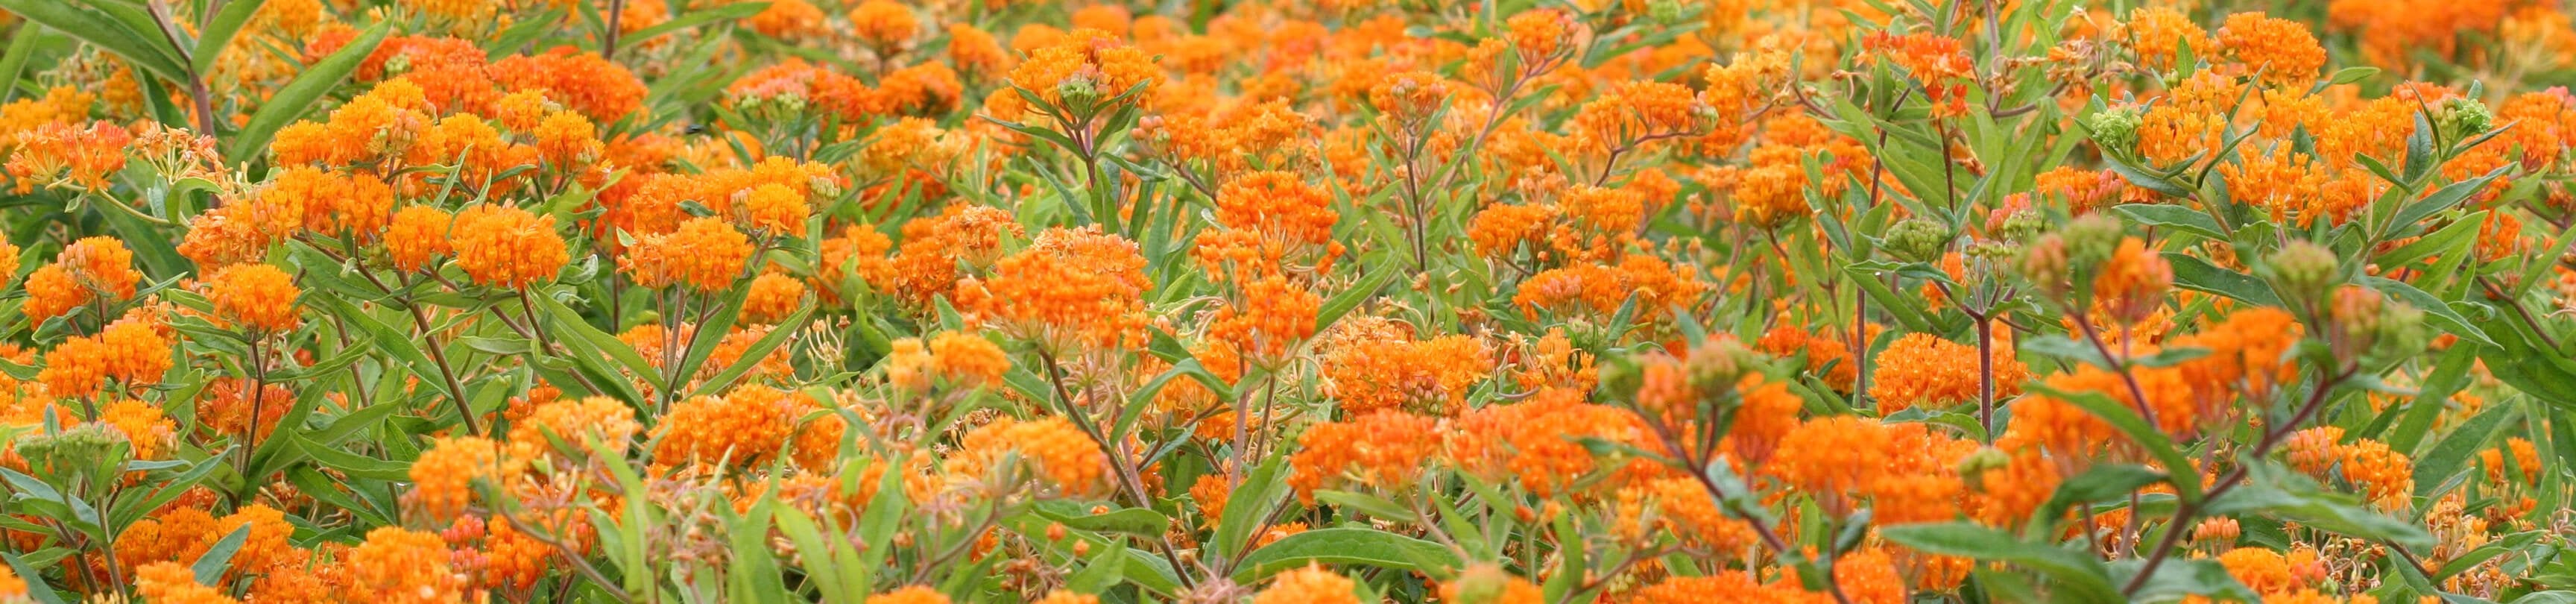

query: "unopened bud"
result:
(2061, 214), (2125, 269)
(1883, 218), (1950, 263)
(1451, 564), (1513, 604)
(2264, 241), (2341, 307)
(2086, 107), (2144, 154)
(1957, 447), (2011, 491)
(2435, 97), (2495, 142)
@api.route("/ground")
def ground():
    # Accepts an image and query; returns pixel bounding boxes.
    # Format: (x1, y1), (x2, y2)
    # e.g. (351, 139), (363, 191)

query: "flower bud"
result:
(2086, 107), (2144, 154)
(2018, 234), (2071, 295)
(1957, 447), (2011, 491)
(2264, 241), (2341, 308)
(1882, 218), (1950, 263)
(1685, 337), (1758, 395)
(19, 423), (130, 488)
(2436, 97), (2495, 142)
(2061, 213), (2125, 270)
(1450, 564), (1513, 604)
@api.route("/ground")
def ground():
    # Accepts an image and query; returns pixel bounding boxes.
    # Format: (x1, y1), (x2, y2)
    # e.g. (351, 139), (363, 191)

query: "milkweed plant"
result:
(1, 0), (2575, 602)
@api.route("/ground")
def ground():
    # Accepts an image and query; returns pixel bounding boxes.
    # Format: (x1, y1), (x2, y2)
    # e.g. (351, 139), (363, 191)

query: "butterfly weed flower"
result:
(206, 263), (303, 335)
(453, 205), (569, 290)
(347, 527), (470, 603)
(385, 205), (458, 273)
(620, 216), (754, 292)
(2217, 13), (2328, 86)
(1253, 565), (1362, 604)
(1006, 28), (1160, 119)
(197, 378), (294, 442)
(950, 416), (1110, 497)
(868, 586), (952, 604)
(953, 227), (1150, 355)
(847, 0), (921, 57)
(651, 386), (798, 470)
(1871, 332), (2029, 414)
(1286, 410), (1442, 503)
(3, 121), (130, 194)
(409, 435), (525, 523)
(39, 335), (113, 398)
(133, 561), (234, 604)
(508, 396), (643, 460)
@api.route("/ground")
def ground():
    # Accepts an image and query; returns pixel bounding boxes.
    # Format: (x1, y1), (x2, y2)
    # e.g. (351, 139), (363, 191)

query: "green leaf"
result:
(0, 550), (66, 604)
(2326, 66), (2380, 86)
(1063, 545), (1127, 594)
(312, 295), (462, 405)
(2035, 464), (2165, 529)
(1213, 456), (1291, 561)
(2205, 465), (2434, 550)
(227, 19), (391, 163)
(1031, 501), (1173, 538)
(191, 523), (252, 585)
(0, 0), (189, 81)
(2110, 204), (2225, 241)
(533, 291), (661, 392)
(0, 24), (46, 103)
(688, 302), (810, 397)
(2103, 154), (2194, 198)
(2412, 403), (2516, 499)
(621, 2), (770, 50)
(1317, 254), (1401, 332)
(1228, 528), (1463, 584)
(2165, 252), (2281, 306)
(2109, 558), (2260, 603)
(2024, 383), (2200, 503)
(1878, 523), (2123, 604)
(2363, 277), (2495, 347)
(2375, 210), (2486, 271)
(193, 0), (268, 74)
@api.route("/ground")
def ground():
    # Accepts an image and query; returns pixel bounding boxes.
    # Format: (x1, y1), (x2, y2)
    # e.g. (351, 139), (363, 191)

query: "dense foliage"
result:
(1, 0), (2575, 601)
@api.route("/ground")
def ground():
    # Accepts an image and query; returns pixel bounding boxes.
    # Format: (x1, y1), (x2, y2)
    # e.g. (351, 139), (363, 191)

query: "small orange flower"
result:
(1253, 565), (1361, 604)
(385, 205), (456, 273)
(345, 527), (470, 603)
(620, 216), (754, 291)
(509, 396), (643, 459)
(207, 263), (303, 333)
(453, 205), (569, 289)
(743, 271), (809, 324)
(951, 416), (1109, 497)
(410, 435), (522, 523)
